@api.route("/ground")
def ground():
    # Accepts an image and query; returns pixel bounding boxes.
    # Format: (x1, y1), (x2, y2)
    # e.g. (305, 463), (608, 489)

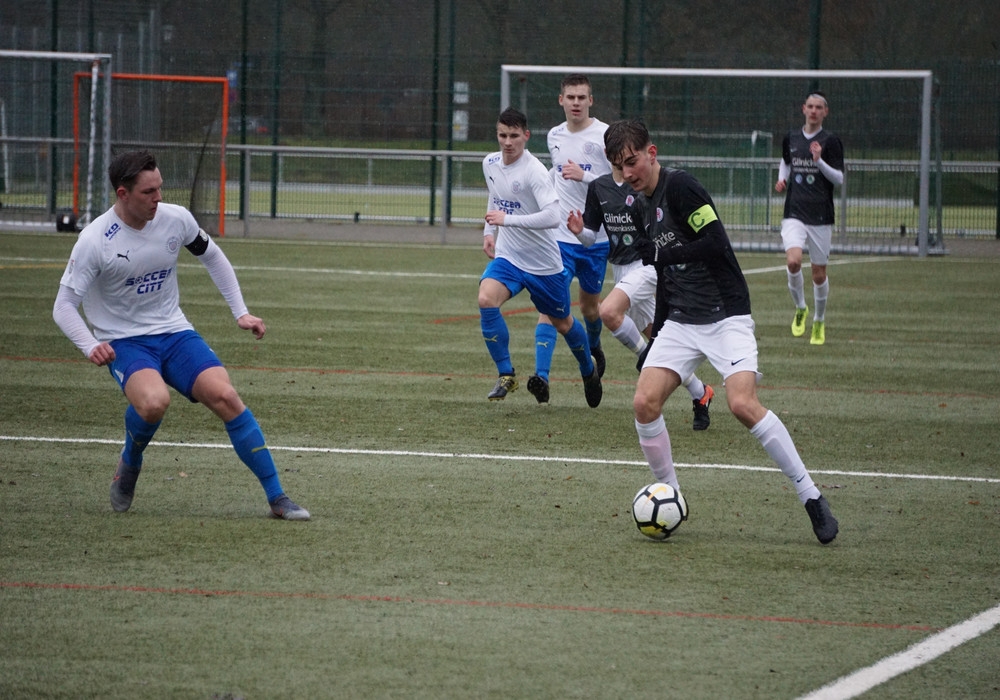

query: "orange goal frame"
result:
(73, 72), (229, 235)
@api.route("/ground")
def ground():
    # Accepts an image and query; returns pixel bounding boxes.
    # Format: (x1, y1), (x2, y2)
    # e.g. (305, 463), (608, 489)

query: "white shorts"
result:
(645, 315), (761, 383)
(780, 218), (832, 266)
(612, 260), (657, 332)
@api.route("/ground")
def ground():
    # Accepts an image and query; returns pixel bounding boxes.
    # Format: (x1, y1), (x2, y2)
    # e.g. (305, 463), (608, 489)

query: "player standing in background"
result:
(52, 150), (310, 520)
(775, 91), (844, 346)
(605, 119), (838, 544)
(527, 74), (612, 405)
(479, 108), (602, 408)
(567, 164), (715, 431)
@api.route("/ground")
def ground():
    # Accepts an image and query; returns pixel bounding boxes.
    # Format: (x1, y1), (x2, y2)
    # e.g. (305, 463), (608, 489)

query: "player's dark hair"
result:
(109, 150), (157, 191)
(497, 107), (528, 131)
(604, 119), (650, 167)
(806, 91), (828, 105)
(561, 73), (592, 93)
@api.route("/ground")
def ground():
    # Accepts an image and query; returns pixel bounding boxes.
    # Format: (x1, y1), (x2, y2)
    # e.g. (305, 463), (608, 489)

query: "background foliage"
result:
(2, 1), (998, 151)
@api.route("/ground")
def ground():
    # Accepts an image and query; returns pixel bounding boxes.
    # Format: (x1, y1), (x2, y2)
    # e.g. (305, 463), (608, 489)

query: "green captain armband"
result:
(687, 204), (718, 232)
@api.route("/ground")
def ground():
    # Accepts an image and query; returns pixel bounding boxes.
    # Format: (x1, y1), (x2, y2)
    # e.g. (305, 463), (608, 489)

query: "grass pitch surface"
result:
(1, 230), (998, 699)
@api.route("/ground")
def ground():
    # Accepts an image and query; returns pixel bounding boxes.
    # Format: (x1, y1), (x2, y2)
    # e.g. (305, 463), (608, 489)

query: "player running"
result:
(606, 119), (838, 544)
(567, 165), (715, 430)
(479, 108), (602, 408)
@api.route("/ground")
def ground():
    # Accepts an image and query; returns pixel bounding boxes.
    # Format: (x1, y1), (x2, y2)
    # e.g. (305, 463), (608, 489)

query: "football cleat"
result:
(487, 375), (518, 401)
(269, 494), (310, 521)
(791, 305), (809, 337)
(692, 384), (714, 431)
(110, 457), (141, 512)
(526, 375), (550, 404)
(805, 495), (838, 544)
(591, 345), (606, 378)
(810, 320), (826, 346)
(582, 357), (602, 408)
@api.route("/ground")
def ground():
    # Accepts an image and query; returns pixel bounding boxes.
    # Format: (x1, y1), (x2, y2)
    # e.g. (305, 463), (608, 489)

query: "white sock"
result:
(813, 279), (829, 321)
(682, 374), (705, 401)
(749, 410), (820, 504)
(635, 416), (678, 491)
(788, 269), (806, 309)
(611, 315), (647, 355)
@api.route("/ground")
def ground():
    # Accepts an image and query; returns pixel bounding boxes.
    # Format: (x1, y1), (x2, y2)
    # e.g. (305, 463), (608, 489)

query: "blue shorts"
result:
(108, 330), (223, 401)
(481, 257), (572, 319)
(558, 240), (610, 295)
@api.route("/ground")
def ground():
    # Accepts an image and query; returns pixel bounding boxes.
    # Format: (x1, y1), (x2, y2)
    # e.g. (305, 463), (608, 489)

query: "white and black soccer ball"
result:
(632, 483), (689, 540)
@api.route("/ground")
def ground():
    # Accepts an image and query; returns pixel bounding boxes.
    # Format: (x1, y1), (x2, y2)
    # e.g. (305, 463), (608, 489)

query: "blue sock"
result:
(533, 323), (558, 381)
(225, 408), (283, 502)
(585, 316), (604, 351)
(562, 318), (595, 376)
(122, 405), (160, 469)
(480, 307), (514, 375)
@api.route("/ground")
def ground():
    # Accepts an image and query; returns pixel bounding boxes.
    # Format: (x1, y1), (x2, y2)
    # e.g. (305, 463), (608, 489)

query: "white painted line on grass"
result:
(798, 602), (1000, 700)
(3, 435), (999, 484)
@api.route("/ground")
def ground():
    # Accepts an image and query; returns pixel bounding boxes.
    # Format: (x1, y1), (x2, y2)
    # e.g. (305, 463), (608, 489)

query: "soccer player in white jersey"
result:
(775, 91), (845, 346)
(479, 108), (602, 408)
(527, 75), (613, 404)
(52, 150), (309, 520)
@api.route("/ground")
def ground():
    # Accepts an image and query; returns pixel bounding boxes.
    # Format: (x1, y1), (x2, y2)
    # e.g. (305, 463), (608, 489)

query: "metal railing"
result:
(3, 139), (997, 254)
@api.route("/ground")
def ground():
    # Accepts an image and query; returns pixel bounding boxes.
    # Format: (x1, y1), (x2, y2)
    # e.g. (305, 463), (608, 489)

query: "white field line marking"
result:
(798, 602), (1000, 700)
(3, 435), (999, 484)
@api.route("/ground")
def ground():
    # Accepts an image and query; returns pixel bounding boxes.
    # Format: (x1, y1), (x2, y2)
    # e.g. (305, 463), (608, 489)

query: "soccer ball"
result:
(632, 483), (689, 540)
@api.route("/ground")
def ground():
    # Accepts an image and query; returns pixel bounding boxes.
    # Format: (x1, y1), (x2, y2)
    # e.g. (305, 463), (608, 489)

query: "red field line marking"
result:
(0, 580), (939, 632)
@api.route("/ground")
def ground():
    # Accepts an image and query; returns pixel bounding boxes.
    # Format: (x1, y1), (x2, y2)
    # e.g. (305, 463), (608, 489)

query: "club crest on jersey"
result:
(584, 142), (600, 156)
(166, 236), (181, 254)
(511, 181), (523, 194)
(656, 207), (664, 222)
(104, 222), (121, 240)
(625, 194), (635, 206)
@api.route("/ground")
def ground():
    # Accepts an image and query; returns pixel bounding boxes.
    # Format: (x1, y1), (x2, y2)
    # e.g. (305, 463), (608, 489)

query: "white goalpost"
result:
(0, 49), (113, 229)
(501, 65), (935, 256)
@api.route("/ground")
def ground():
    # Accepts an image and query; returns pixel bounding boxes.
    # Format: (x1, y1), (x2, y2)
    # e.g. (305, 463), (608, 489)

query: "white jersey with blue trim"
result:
(547, 117), (612, 244)
(482, 149), (563, 276)
(59, 202), (201, 341)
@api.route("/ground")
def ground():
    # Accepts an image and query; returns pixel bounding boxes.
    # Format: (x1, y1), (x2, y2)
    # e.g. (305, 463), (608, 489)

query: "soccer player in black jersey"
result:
(567, 166), (715, 430)
(605, 119), (838, 544)
(775, 92), (844, 345)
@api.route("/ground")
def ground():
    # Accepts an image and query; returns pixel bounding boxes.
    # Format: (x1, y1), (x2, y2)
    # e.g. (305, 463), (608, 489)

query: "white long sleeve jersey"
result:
(482, 149), (563, 276)
(55, 203), (248, 353)
(547, 118), (612, 245)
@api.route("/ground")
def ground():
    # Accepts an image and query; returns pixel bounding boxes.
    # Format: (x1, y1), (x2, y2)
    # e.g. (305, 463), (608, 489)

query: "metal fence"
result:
(2, 138), (997, 254)
(218, 144), (1000, 254)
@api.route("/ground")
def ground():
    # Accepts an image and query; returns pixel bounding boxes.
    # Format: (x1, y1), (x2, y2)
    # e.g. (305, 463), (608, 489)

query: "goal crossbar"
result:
(501, 65), (934, 256)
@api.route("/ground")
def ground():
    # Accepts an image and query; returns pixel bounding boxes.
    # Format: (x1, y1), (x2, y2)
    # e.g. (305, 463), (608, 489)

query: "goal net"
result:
(501, 65), (936, 256)
(0, 50), (112, 231)
(75, 72), (229, 236)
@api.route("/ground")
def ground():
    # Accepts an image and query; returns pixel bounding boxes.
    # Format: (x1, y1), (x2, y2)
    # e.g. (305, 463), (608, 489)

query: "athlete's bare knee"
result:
(600, 305), (623, 330)
(633, 390), (662, 424)
(131, 390), (170, 423)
